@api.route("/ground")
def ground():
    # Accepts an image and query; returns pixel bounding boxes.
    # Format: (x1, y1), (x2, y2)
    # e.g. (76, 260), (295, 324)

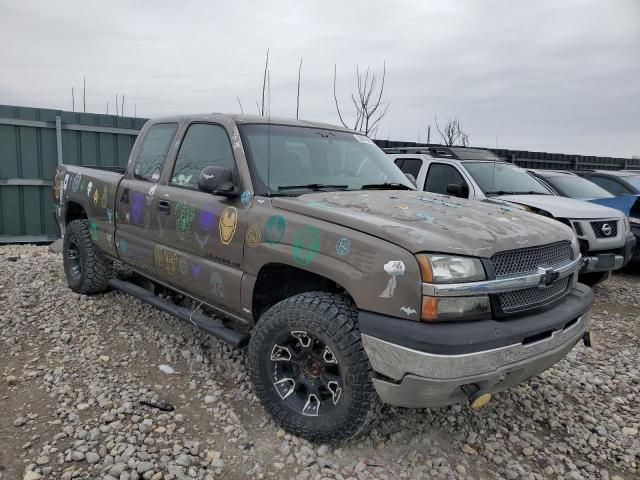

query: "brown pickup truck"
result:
(54, 114), (593, 443)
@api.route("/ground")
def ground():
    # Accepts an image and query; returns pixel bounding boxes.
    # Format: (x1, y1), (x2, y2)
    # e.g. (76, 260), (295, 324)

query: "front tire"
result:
(63, 219), (113, 294)
(248, 292), (380, 443)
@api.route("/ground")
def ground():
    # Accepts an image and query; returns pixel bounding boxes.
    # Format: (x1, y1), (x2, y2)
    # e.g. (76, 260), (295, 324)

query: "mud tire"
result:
(63, 219), (113, 294)
(248, 292), (380, 443)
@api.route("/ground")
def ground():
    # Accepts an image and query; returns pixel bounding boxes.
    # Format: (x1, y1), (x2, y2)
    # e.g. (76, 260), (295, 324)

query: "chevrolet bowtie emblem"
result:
(538, 266), (559, 287)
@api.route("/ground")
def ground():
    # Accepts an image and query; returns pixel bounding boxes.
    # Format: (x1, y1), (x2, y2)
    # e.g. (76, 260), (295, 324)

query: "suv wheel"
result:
(63, 219), (113, 294)
(248, 292), (380, 443)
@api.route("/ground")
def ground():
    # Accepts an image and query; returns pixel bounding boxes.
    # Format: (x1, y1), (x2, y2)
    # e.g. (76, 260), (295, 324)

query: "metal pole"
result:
(55, 115), (63, 165)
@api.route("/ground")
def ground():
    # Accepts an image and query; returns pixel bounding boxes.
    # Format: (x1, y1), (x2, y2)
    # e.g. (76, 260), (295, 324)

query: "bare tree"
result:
(333, 61), (389, 137)
(296, 57), (302, 119)
(434, 116), (469, 146)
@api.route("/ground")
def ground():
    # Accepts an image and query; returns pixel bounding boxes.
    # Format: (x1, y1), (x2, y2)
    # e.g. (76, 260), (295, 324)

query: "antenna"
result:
(267, 64), (272, 195)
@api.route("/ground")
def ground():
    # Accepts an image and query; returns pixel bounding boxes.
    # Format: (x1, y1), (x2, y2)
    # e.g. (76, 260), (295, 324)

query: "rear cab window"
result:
(395, 158), (423, 179)
(133, 123), (178, 182)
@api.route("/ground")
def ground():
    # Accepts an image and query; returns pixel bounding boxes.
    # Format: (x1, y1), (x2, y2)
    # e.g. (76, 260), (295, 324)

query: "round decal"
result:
(264, 215), (286, 244)
(335, 237), (351, 256)
(245, 224), (262, 247)
(292, 225), (321, 266)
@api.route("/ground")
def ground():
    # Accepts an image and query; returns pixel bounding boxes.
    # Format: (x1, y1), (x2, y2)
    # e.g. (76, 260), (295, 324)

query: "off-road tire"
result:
(579, 271), (610, 287)
(248, 292), (381, 443)
(63, 219), (113, 294)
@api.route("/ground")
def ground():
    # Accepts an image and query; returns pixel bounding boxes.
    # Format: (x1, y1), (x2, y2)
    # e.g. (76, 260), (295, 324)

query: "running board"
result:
(109, 278), (249, 347)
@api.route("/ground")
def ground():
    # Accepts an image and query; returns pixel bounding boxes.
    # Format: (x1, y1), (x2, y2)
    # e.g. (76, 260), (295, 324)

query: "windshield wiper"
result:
(361, 182), (413, 190)
(485, 190), (548, 196)
(277, 183), (349, 192)
(510, 191), (550, 195)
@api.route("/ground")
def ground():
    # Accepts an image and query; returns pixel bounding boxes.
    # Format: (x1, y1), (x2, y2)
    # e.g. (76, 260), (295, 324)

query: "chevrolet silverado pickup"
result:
(54, 114), (593, 443)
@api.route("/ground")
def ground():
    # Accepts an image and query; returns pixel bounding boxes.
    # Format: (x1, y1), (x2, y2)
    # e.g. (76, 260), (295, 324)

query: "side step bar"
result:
(109, 278), (249, 347)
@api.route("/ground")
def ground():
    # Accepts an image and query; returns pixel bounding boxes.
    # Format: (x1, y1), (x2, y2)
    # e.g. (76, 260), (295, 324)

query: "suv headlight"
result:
(416, 254), (490, 322)
(416, 254), (485, 283)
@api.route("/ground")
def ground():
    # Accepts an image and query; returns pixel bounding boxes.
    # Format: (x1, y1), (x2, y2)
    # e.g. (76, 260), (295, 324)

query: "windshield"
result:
(625, 175), (640, 190)
(238, 124), (414, 194)
(464, 161), (550, 195)
(542, 174), (613, 199)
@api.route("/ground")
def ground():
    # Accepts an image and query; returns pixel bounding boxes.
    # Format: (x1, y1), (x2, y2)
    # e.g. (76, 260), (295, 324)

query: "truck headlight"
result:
(416, 254), (485, 283)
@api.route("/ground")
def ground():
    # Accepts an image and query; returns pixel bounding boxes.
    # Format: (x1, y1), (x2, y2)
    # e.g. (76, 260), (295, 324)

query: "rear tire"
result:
(63, 219), (113, 294)
(248, 292), (380, 443)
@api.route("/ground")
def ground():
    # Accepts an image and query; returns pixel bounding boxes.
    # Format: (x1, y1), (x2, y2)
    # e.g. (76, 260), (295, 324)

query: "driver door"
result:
(153, 122), (247, 315)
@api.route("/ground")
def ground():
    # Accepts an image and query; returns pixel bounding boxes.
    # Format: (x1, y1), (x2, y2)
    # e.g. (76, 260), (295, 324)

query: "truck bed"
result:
(55, 164), (124, 260)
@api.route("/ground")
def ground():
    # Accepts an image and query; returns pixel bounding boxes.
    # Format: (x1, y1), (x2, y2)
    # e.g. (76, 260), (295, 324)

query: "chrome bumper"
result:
(581, 254), (624, 273)
(362, 313), (589, 408)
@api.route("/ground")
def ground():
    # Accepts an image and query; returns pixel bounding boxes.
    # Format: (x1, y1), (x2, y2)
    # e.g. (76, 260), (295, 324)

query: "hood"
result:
(587, 194), (640, 218)
(495, 194), (623, 220)
(272, 191), (573, 258)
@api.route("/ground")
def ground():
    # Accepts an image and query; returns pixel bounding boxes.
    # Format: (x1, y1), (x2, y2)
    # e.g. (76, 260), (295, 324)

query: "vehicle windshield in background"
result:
(624, 175), (640, 190)
(464, 161), (550, 196)
(542, 175), (613, 199)
(239, 124), (415, 194)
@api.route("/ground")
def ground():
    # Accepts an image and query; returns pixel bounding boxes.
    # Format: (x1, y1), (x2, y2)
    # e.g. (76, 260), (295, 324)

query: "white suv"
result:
(387, 146), (636, 285)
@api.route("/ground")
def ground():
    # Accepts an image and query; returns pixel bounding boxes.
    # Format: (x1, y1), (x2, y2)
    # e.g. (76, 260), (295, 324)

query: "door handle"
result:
(157, 200), (171, 215)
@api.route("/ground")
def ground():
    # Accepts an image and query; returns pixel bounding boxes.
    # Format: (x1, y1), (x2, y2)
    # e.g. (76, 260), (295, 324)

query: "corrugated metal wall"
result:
(0, 104), (147, 243)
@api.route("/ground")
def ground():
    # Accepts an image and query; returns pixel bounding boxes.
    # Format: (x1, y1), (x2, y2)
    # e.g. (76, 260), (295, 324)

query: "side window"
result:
(171, 124), (235, 188)
(399, 158), (423, 178)
(425, 163), (467, 195)
(589, 176), (631, 195)
(133, 123), (178, 182)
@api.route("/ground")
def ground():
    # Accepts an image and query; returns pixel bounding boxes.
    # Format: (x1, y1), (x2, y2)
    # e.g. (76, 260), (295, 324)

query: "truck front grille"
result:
(491, 241), (573, 277)
(498, 277), (571, 313)
(591, 220), (618, 239)
(490, 242), (573, 315)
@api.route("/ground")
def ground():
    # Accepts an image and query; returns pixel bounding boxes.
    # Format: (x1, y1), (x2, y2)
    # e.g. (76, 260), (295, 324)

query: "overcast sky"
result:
(1, 0), (639, 157)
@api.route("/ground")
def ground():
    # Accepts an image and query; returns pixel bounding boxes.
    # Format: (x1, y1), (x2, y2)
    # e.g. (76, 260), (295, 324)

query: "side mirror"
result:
(446, 183), (469, 198)
(198, 166), (239, 197)
(404, 173), (417, 186)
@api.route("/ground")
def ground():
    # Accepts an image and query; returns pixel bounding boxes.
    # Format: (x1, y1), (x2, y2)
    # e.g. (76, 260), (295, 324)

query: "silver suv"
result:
(387, 146), (636, 285)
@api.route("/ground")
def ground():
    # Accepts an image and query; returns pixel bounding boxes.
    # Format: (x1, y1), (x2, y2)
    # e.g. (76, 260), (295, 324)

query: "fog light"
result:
(470, 393), (492, 409)
(421, 295), (491, 322)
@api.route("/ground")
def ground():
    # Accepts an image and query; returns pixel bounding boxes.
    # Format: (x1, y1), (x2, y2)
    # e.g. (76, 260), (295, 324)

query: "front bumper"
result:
(359, 284), (593, 408)
(581, 231), (636, 272)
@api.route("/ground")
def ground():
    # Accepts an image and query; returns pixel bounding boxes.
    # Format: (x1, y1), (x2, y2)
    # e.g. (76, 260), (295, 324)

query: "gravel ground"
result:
(1, 245), (638, 480)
